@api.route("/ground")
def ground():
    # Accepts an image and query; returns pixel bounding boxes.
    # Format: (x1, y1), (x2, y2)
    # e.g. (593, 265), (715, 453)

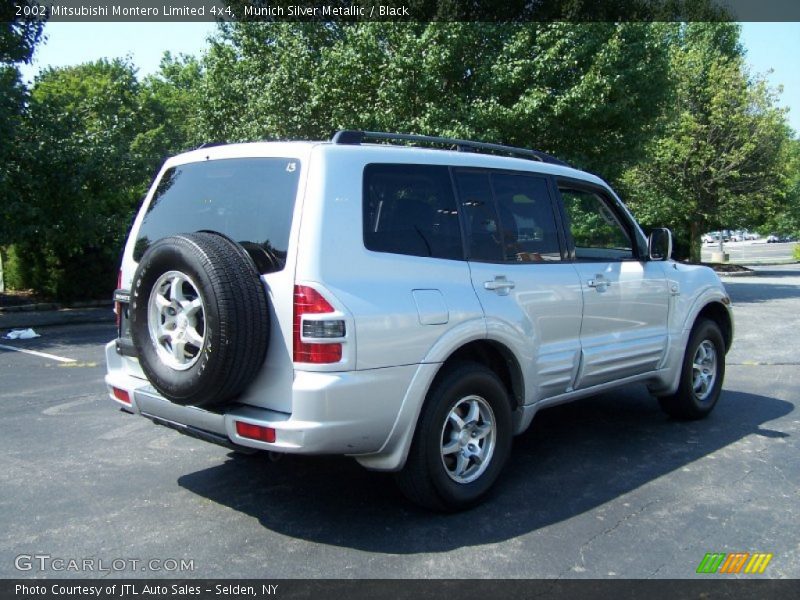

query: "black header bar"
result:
(7, 0), (800, 23)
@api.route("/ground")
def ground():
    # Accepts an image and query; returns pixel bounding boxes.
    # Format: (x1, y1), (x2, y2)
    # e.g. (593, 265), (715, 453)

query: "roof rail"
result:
(330, 130), (570, 167)
(194, 141), (226, 150)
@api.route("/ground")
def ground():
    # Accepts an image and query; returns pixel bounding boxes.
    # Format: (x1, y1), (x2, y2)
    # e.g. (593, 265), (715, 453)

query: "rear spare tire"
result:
(129, 232), (270, 407)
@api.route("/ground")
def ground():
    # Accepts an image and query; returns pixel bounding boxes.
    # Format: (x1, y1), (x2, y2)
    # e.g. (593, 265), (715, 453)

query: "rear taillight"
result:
(293, 285), (344, 364)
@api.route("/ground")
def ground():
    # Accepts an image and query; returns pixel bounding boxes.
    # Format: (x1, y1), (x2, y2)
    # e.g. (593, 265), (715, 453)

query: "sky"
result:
(18, 21), (800, 136)
(738, 22), (800, 135)
(19, 22), (218, 82)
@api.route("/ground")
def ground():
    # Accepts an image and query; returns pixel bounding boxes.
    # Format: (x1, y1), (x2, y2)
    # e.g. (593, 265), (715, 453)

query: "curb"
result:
(716, 271), (758, 278)
(737, 260), (799, 266)
(0, 306), (115, 330)
(0, 299), (111, 313)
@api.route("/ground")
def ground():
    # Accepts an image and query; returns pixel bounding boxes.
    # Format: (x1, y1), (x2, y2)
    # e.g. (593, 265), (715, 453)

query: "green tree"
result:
(200, 23), (672, 180)
(0, 6), (45, 244)
(0, 7), (46, 292)
(0, 7), (44, 138)
(139, 52), (206, 156)
(6, 59), (160, 300)
(620, 23), (789, 262)
(0, 4), (44, 64)
(762, 138), (800, 238)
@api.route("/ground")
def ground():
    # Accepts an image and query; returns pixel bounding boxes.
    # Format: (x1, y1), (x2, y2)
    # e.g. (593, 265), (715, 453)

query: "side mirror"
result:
(648, 228), (673, 261)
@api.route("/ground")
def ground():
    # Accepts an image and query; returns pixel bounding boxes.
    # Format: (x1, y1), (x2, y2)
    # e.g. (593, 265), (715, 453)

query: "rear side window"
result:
(455, 170), (504, 262)
(490, 172), (562, 263)
(134, 158), (300, 272)
(363, 164), (463, 260)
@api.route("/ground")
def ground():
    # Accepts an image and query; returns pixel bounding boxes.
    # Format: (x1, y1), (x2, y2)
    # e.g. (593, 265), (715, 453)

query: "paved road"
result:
(700, 240), (797, 264)
(0, 266), (798, 579)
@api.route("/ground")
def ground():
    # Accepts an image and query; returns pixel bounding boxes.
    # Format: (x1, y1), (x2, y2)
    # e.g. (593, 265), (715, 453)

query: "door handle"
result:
(484, 276), (515, 295)
(587, 276), (611, 290)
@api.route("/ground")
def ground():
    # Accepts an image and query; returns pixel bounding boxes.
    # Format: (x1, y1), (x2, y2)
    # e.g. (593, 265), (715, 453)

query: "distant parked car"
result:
(766, 235), (779, 243)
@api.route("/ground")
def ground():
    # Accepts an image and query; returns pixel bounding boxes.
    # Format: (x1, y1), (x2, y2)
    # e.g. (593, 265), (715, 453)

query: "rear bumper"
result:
(104, 341), (417, 456)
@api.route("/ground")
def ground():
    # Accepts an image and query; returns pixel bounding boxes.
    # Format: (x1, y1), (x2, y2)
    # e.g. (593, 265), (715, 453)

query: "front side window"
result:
(560, 187), (634, 261)
(363, 164), (463, 260)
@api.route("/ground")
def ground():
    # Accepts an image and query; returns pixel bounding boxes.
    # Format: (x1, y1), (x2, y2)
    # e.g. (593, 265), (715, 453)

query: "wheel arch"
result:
(436, 340), (525, 411)
(355, 337), (526, 473)
(652, 297), (733, 399)
(695, 301), (733, 352)
(394, 353), (516, 510)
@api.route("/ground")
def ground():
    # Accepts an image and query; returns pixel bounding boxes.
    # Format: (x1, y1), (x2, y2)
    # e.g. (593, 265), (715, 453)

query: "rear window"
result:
(133, 158), (300, 272)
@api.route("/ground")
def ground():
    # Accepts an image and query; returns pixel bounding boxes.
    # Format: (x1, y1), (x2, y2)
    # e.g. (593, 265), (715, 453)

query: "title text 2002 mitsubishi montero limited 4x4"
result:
(105, 131), (733, 511)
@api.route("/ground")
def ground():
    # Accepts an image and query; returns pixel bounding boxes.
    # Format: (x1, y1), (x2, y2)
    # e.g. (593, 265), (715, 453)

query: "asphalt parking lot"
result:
(700, 240), (796, 264)
(0, 265), (798, 579)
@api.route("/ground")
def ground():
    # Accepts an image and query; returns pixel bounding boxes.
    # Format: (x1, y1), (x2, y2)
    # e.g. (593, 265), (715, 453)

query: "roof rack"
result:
(330, 130), (570, 167)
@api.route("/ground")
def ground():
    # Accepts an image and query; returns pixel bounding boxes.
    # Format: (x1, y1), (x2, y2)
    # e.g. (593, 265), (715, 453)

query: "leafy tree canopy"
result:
(201, 22), (672, 181)
(0, 2), (45, 64)
(0, 3), (46, 255)
(620, 23), (789, 261)
(2, 59), (162, 299)
(3, 21), (796, 299)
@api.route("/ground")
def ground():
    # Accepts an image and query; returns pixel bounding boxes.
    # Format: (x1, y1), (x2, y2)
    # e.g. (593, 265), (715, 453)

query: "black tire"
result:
(658, 318), (726, 420)
(129, 232), (270, 407)
(395, 362), (513, 511)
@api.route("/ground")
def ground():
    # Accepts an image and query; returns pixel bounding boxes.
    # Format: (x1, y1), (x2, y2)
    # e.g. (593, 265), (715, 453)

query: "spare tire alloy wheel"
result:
(148, 270), (206, 371)
(130, 232), (270, 408)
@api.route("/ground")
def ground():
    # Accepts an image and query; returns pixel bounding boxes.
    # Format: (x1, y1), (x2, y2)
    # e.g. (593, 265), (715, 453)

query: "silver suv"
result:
(105, 131), (733, 510)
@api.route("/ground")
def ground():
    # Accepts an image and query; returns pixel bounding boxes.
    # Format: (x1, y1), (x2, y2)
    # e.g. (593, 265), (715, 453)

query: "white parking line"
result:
(0, 343), (77, 364)
(42, 396), (97, 415)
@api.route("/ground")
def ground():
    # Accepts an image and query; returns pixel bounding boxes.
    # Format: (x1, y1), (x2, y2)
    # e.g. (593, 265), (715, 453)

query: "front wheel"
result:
(658, 318), (726, 420)
(395, 362), (513, 511)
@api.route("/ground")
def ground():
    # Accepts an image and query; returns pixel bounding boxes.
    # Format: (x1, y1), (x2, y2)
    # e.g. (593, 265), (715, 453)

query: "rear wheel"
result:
(658, 318), (725, 420)
(395, 362), (512, 511)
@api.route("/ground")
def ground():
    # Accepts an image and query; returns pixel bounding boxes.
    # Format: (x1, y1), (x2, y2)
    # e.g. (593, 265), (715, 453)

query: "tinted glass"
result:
(454, 171), (504, 262)
(134, 158), (300, 272)
(490, 173), (561, 263)
(363, 164), (463, 260)
(560, 187), (634, 261)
